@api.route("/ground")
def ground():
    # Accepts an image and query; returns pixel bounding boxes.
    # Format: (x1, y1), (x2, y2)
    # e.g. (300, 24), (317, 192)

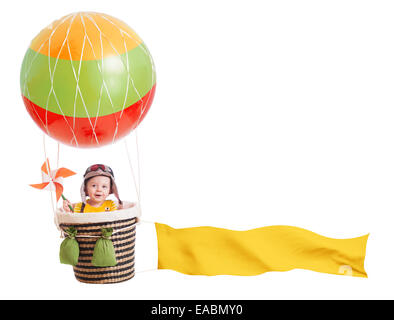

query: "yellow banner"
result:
(156, 223), (368, 277)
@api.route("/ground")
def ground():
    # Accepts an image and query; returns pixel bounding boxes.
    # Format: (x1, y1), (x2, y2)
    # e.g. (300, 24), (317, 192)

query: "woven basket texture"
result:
(60, 217), (137, 284)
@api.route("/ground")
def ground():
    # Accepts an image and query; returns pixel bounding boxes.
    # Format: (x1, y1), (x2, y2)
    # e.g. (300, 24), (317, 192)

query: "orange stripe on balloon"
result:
(29, 12), (143, 61)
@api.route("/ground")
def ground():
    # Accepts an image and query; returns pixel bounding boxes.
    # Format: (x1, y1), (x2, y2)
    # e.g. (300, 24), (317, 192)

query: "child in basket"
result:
(63, 164), (123, 213)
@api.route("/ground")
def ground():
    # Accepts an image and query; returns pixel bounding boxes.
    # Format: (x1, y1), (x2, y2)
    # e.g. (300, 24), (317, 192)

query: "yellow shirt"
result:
(74, 200), (117, 213)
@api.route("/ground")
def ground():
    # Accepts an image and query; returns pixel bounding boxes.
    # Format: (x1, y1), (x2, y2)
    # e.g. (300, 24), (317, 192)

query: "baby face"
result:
(85, 176), (111, 205)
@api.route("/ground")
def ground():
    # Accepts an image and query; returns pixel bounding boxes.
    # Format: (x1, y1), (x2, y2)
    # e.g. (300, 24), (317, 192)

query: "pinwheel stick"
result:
(61, 194), (74, 212)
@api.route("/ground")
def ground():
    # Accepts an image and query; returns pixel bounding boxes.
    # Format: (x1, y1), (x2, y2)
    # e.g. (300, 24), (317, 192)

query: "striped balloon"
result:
(20, 12), (156, 148)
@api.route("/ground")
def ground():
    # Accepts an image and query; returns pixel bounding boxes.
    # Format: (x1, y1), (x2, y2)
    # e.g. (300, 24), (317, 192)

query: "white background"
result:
(1, 0), (393, 299)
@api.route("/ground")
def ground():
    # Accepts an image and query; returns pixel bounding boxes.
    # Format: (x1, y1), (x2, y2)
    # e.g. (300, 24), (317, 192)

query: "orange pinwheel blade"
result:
(54, 182), (63, 202)
(41, 159), (51, 175)
(55, 167), (76, 179)
(30, 182), (49, 190)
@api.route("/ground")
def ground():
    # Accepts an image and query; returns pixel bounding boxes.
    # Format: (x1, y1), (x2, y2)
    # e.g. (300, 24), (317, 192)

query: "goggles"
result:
(84, 164), (114, 178)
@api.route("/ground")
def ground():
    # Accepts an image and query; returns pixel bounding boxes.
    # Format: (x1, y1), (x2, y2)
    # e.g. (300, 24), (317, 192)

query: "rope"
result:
(56, 142), (60, 168)
(43, 134), (56, 216)
(139, 219), (156, 225)
(124, 135), (142, 216)
(135, 269), (157, 274)
(135, 129), (142, 203)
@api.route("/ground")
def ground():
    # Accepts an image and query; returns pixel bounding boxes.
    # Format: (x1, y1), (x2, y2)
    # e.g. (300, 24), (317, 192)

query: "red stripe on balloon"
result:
(22, 84), (156, 148)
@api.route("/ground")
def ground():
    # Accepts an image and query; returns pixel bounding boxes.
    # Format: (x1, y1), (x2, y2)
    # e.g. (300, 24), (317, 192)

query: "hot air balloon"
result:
(22, 12), (155, 284)
(21, 12), (156, 148)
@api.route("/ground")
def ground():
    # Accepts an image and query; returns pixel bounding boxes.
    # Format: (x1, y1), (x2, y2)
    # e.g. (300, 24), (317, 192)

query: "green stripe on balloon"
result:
(20, 43), (155, 118)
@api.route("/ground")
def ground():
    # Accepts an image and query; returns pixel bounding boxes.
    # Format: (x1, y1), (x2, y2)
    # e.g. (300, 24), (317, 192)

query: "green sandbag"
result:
(59, 227), (79, 266)
(92, 228), (117, 267)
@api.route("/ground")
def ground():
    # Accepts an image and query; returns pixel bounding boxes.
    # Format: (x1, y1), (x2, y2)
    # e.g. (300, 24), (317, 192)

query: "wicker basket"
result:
(56, 202), (139, 284)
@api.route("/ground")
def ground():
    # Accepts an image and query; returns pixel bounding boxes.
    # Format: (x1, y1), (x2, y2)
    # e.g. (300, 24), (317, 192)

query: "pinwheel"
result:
(30, 159), (76, 204)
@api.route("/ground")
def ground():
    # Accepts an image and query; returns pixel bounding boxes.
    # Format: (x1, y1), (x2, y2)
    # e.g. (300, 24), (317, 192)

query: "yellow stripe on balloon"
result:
(29, 12), (143, 60)
(156, 223), (369, 278)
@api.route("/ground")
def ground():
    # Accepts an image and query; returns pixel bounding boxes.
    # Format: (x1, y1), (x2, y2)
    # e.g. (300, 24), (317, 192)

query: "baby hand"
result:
(63, 199), (72, 213)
